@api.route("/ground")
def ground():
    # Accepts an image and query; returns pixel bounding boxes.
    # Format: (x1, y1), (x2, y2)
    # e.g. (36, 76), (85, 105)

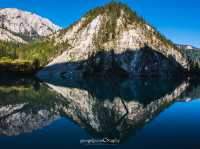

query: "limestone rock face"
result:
(0, 8), (61, 43)
(39, 3), (190, 78)
(0, 28), (27, 43)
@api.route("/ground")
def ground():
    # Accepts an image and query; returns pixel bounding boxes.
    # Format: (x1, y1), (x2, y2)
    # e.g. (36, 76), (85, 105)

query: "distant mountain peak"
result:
(177, 44), (200, 51)
(0, 8), (61, 43)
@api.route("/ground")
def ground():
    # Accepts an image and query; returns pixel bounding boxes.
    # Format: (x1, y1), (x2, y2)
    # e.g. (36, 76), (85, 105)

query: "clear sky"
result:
(0, 0), (199, 47)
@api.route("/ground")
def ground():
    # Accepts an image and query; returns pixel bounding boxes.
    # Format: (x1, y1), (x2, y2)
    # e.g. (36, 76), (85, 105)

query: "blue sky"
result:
(0, 0), (199, 47)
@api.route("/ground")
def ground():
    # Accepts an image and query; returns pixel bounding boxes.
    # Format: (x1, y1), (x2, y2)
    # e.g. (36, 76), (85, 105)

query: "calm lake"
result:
(0, 73), (200, 149)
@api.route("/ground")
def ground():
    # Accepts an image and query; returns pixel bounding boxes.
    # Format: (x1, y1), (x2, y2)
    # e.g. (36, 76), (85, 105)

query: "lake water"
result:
(0, 74), (200, 149)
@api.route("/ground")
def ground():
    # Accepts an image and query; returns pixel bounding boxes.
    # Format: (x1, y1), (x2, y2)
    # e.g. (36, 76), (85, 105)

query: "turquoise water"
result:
(0, 74), (200, 149)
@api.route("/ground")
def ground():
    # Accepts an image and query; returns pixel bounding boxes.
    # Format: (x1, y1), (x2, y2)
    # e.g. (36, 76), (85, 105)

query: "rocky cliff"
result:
(38, 3), (190, 78)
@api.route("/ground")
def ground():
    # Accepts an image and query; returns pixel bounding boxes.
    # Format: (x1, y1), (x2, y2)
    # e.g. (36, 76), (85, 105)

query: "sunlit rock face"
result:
(39, 3), (190, 79)
(0, 28), (27, 43)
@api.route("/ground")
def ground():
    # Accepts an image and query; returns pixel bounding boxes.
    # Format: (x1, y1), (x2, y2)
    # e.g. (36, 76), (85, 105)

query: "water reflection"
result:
(44, 77), (188, 139)
(0, 74), (199, 142)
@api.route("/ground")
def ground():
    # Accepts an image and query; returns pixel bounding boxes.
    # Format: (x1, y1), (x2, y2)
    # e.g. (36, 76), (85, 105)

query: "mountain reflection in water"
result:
(0, 74), (200, 148)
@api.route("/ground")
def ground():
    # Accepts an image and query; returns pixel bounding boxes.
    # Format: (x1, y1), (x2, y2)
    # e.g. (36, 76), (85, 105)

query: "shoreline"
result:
(0, 60), (41, 75)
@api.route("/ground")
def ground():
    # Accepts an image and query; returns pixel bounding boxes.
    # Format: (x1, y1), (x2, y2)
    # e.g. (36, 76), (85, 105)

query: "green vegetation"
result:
(182, 49), (200, 69)
(0, 41), (34, 74)
(0, 40), (71, 66)
(0, 81), (65, 109)
(17, 39), (70, 66)
(0, 40), (21, 59)
(0, 39), (71, 73)
(0, 59), (37, 74)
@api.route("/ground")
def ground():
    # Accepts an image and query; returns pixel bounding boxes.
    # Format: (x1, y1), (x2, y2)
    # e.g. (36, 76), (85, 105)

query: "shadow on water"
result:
(42, 76), (184, 105)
